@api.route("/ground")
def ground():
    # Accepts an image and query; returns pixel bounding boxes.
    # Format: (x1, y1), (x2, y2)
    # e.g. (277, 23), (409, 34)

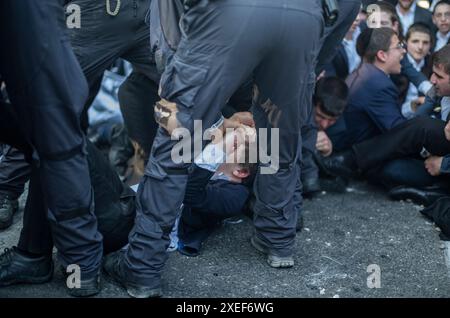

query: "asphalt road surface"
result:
(0, 181), (449, 298)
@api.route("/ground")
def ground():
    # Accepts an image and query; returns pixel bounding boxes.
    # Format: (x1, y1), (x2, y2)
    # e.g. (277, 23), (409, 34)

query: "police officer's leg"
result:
(301, 110), (320, 196)
(118, 3), (161, 156)
(0, 147), (29, 230)
(118, 72), (160, 160)
(0, 102), (32, 163)
(105, 0), (304, 294)
(17, 167), (54, 257)
(119, 32), (161, 160)
(67, 0), (151, 129)
(113, 0), (322, 292)
(0, 103), (53, 283)
(251, 5), (323, 261)
(0, 0), (103, 292)
(0, 102), (32, 230)
(0, 147), (31, 200)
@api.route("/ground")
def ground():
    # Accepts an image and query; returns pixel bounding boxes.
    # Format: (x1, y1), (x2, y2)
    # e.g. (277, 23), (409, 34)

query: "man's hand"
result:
(445, 121), (450, 141)
(316, 131), (333, 157)
(411, 96), (426, 112)
(223, 112), (255, 131)
(425, 156), (443, 176)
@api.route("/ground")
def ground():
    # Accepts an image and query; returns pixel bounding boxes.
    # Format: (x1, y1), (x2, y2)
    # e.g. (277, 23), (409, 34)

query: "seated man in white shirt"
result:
(432, 0), (450, 51)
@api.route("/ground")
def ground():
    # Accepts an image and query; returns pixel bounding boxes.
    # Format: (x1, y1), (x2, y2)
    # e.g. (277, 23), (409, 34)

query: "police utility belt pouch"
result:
(323, 0), (339, 27)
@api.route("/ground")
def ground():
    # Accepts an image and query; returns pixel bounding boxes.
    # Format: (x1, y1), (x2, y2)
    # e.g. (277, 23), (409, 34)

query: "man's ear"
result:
(393, 21), (400, 34)
(233, 168), (250, 179)
(376, 50), (387, 63)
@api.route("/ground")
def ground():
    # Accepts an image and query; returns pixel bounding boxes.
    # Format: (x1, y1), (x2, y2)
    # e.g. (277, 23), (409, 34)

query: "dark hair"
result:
(313, 77), (349, 117)
(405, 22), (434, 48)
(369, 1), (399, 25)
(374, 1), (400, 24)
(433, 0), (450, 15)
(366, 1), (404, 39)
(433, 44), (450, 75)
(356, 27), (397, 63)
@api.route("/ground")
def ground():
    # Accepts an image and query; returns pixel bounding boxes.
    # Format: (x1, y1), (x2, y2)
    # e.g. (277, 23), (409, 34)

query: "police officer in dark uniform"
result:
(0, 0), (165, 297)
(0, 0), (103, 296)
(103, 0), (326, 298)
(0, 0), (161, 231)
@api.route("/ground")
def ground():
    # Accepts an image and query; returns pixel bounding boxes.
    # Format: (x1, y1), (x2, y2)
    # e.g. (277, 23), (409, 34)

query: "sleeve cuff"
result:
(440, 156), (450, 174)
(418, 81), (433, 95)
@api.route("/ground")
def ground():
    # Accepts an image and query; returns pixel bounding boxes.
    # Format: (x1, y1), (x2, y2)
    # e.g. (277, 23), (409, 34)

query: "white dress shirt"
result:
(397, 2), (417, 36)
(342, 27), (361, 75)
(435, 31), (450, 52)
(401, 54), (425, 119)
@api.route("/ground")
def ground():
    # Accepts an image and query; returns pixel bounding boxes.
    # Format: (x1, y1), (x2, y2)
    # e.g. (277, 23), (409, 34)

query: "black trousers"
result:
(0, 0), (103, 276)
(353, 116), (450, 171)
(17, 140), (136, 256)
(0, 146), (31, 199)
(0, 102), (135, 255)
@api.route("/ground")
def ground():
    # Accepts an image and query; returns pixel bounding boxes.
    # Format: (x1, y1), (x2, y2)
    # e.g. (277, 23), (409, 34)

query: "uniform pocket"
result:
(159, 56), (209, 109)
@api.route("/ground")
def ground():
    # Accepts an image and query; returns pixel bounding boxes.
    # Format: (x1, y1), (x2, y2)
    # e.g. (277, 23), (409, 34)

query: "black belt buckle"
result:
(323, 0), (339, 27)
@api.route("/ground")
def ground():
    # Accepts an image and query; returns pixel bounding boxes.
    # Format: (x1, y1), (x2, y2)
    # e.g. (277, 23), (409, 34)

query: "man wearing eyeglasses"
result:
(328, 27), (407, 151)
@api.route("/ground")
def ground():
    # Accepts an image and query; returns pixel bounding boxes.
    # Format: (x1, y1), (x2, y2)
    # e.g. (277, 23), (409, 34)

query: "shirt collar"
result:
(407, 53), (425, 71)
(437, 31), (450, 42)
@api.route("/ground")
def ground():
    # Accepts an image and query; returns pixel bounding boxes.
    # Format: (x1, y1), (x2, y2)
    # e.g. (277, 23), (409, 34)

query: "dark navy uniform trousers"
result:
(0, 0), (160, 200)
(121, 0), (324, 289)
(0, 0), (103, 278)
(0, 0), (162, 260)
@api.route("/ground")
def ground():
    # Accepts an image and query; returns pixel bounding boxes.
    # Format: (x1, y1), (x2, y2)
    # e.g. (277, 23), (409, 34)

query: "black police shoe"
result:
(316, 150), (358, 179)
(103, 250), (162, 298)
(0, 195), (19, 230)
(0, 247), (53, 286)
(63, 267), (101, 297)
(388, 185), (449, 207)
(250, 235), (294, 268)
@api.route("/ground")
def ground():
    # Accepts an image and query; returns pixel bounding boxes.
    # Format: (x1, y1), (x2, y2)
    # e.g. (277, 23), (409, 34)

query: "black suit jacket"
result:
(324, 44), (349, 80)
(414, 6), (434, 32)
